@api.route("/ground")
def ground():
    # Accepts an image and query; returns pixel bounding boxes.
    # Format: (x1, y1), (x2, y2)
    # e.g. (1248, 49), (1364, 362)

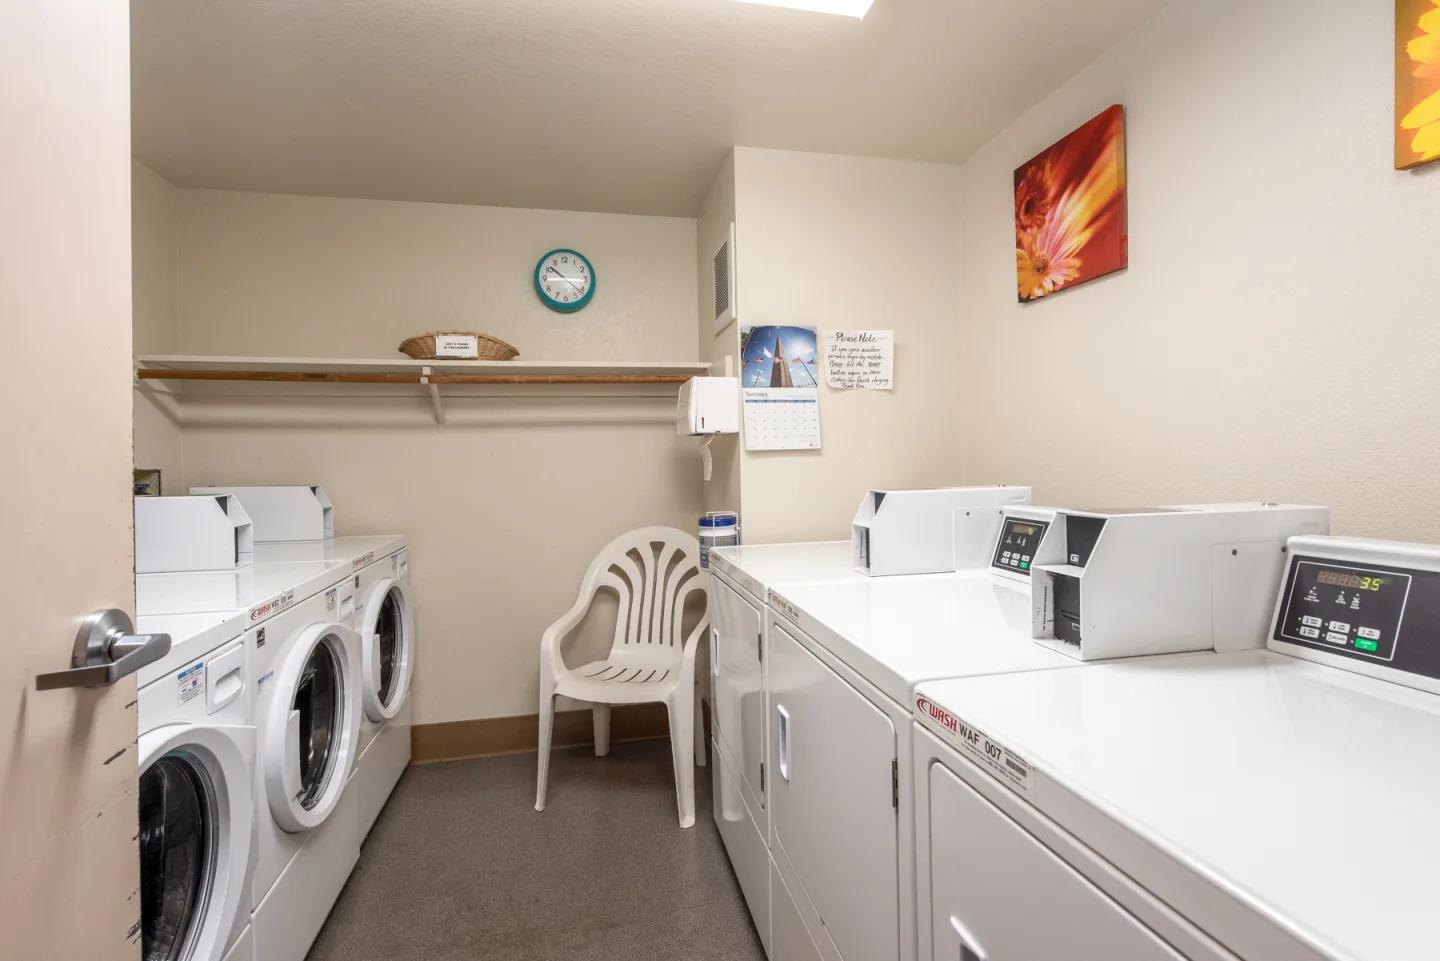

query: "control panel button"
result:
(1325, 631), (1349, 645)
(1002, 552), (1011, 560)
(1355, 638), (1380, 653)
(1328, 621), (1351, 633)
(1301, 615), (1322, 628)
(1299, 626), (1320, 639)
(1357, 626), (1381, 640)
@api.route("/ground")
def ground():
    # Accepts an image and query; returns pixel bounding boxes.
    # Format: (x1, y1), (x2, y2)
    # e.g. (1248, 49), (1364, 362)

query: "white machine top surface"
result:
(134, 610), (241, 687)
(710, 540), (861, 600)
(251, 533), (405, 566)
(915, 650), (1440, 961)
(772, 572), (1076, 707)
(135, 558), (350, 617)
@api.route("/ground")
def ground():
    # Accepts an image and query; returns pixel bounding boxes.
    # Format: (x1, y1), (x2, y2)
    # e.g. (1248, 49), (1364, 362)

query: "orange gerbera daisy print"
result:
(1397, 0), (1440, 169)
(1013, 106), (1128, 303)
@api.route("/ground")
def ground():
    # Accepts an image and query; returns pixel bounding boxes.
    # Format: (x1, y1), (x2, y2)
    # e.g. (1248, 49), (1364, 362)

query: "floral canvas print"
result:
(1014, 105), (1127, 303)
(1397, 0), (1440, 169)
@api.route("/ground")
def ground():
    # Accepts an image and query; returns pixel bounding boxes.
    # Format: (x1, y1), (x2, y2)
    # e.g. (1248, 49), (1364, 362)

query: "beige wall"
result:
(2, 2), (141, 957)
(696, 151), (742, 516)
(147, 188), (702, 724)
(955, 0), (1440, 538)
(730, 147), (972, 542)
(132, 161), (183, 490)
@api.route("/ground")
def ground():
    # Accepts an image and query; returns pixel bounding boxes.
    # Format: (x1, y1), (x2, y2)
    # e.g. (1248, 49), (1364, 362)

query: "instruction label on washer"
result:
(915, 694), (1034, 797)
(177, 662), (205, 705)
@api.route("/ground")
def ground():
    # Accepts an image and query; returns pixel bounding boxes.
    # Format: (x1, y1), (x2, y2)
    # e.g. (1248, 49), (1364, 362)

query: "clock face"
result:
(534, 249), (595, 312)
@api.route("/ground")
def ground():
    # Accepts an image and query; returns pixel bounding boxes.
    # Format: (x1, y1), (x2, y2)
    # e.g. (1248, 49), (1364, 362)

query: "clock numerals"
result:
(536, 250), (594, 312)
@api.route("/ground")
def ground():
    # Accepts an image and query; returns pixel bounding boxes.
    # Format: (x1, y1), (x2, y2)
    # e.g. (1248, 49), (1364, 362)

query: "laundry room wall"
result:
(696, 150), (742, 518)
(147, 185), (703, 733)
(722, 147), (974, 543)
(955, 0), (1440, 540)
(131, 161), (183, 491)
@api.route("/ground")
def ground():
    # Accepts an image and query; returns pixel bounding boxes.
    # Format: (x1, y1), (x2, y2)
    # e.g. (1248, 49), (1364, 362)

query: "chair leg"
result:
(667, 696), (696, 829)
(592, 703), (611, 757)
(535, 688), (556, 812)
(693, 690), (708, 768)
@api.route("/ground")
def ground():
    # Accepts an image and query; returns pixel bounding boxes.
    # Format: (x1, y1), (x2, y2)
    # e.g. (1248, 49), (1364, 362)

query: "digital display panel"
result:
(1315, 570), (1387, 592)
(991, 517), (1050, 576)
(1276, 560), (1410, 661)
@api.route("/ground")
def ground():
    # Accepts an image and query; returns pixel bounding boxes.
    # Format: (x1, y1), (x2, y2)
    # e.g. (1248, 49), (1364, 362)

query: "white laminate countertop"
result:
(916, 650), (1440, 961)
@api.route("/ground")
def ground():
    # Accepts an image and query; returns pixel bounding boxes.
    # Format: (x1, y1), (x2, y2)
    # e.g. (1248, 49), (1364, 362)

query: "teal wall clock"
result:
(534, 248), (596, 313)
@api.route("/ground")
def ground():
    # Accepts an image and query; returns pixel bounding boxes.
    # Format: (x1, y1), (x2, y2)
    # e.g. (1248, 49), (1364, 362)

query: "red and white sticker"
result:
(916, 694), (1034, 797)
(352, 551), (376, 569)
(249, 589), (296, 622)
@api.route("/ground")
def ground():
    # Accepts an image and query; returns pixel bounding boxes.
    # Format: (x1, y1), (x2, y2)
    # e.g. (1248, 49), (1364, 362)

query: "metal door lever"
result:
(35, 609), (172, 691)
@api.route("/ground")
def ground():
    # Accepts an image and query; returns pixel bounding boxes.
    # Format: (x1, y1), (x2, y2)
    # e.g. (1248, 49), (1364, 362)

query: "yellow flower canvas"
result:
(1397, 0), (1440, 169)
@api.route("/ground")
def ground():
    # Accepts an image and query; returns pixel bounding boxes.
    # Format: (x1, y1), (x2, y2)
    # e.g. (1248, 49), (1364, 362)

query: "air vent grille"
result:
(713, 240), (731, 321)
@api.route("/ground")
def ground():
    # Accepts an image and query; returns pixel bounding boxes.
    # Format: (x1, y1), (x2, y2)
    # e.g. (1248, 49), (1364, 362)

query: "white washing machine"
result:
(135, 610), (256, 961)
(248, 576), (365, 961)
(348, 539), (414, 838)
(911, 534), (1440, 961)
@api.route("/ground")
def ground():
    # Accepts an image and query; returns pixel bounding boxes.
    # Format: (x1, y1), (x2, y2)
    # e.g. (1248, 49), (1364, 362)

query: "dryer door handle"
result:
(775, 704), (792, 782)
(35, 609), (171, 690)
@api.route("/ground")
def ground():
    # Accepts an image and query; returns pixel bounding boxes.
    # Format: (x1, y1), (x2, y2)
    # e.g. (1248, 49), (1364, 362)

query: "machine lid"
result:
(913, 651), (1440, 961)
(360, 578), (414, 723)
(138, 724), (254, 961)
(263, 622), (362, 832)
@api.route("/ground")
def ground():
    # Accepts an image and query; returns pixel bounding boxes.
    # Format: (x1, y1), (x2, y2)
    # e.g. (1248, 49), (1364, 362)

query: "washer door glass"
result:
(375, 589), (403, 707)
(139, 753), (213, 961)
(294, 640), (342, 809)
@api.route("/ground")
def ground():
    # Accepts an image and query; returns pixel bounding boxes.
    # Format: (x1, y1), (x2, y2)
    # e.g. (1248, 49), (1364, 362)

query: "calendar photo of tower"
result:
(740, 324), (819, 388)
(739, 324), (822, 451)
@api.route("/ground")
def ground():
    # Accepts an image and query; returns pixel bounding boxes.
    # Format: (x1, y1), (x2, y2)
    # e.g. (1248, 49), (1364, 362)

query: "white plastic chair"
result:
(535, 526), (710, 828)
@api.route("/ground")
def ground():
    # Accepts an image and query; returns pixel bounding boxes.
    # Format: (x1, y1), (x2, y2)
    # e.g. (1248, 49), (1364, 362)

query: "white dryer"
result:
(911, 534), (1440, 961)
(248, 578), (365, 961)
(135, 610), (256, 961)
(748, 503), (1327, 961)
(347, 539), (414, 838)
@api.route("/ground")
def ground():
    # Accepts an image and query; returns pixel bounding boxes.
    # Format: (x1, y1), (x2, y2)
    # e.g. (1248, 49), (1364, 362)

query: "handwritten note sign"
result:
(823, 330), (893, 390)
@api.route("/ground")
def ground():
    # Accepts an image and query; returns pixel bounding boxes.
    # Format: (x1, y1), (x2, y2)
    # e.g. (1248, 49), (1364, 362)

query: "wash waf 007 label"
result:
(915, 694), (1034, 797)
(249, 589), (296, 622)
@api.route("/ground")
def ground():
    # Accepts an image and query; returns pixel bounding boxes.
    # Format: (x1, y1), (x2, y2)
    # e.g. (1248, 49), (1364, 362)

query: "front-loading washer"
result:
(248, 578), (364, 961)
(135, 610), (256, 961)
(349, 540), (414, 838)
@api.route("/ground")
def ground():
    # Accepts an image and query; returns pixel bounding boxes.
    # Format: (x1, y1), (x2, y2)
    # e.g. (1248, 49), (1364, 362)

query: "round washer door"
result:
(263, 622), (362, 833)
(359, 577), (415, 723)
(138, 723), (254, 961)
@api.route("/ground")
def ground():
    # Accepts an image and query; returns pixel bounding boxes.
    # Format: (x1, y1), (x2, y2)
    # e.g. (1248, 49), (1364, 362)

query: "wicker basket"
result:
(398, 331), (519, 361)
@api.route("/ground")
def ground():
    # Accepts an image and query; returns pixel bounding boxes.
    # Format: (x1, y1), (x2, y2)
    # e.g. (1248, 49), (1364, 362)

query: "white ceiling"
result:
(131, 0), (1166, 217)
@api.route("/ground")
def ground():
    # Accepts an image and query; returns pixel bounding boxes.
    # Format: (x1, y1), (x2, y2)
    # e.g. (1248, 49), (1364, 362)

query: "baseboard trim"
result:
(412, 702), (672, 764)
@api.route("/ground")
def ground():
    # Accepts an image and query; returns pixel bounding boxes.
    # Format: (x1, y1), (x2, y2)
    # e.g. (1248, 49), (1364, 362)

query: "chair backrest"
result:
(581, 526), (708, 652)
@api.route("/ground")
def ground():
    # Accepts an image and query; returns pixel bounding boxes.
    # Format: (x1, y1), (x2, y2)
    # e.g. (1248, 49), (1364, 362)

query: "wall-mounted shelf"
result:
(136, 354), (711, 427)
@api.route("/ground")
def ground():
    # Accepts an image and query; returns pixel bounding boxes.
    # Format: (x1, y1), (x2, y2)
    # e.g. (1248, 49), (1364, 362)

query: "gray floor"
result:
(308, 739), (766, 961)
